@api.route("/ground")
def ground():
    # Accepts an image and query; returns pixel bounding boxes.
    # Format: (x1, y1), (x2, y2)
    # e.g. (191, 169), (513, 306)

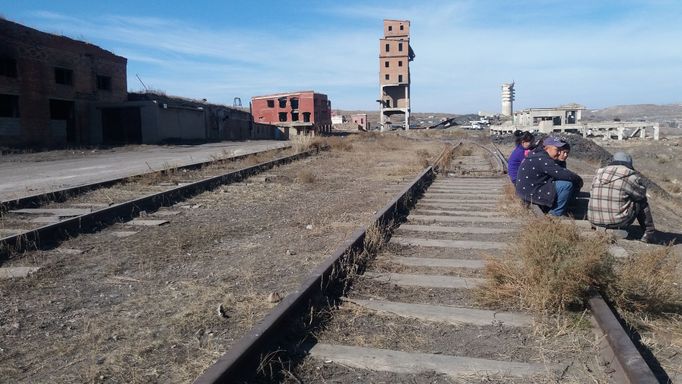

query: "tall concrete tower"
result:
(501, 82), (515, 117)
(379, 19), (415, 131)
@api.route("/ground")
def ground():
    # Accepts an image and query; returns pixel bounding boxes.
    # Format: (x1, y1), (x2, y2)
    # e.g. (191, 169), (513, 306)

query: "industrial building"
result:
(251, 91), (332, 137)
(0, 18), (127, 147)
(513, 103), (585, 127)
(379, 19), (415, 130)
(0, 18), (280, 147)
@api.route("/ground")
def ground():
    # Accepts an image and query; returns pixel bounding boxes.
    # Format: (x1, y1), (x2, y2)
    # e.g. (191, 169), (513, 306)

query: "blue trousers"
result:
(549, 180), (575, 216)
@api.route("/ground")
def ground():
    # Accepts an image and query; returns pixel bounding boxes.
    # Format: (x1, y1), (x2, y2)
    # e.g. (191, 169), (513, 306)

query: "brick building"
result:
(0, 18), (127, 147)
(379, 19), (415, 130)
(251, 91), (332, 137)
(351, 113), (369, 131)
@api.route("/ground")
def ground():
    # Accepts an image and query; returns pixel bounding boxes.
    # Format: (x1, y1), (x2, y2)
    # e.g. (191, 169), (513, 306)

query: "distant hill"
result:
(583, 103), (682, 124)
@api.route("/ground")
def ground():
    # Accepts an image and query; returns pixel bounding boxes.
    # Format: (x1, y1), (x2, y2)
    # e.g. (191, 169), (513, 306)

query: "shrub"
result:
(610, 246), (682, 314)
(477, 217), (613, 312)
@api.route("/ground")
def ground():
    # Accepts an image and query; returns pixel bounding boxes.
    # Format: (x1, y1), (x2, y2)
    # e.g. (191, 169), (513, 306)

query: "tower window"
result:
(398, 75), (403, 82)
(385, 61), (389, 68)
(385, 74), (389, 80)
(398, 42), (403, 52)
(388, 26), (392, 31)
(398, 61), (403, 67)
(385, 43), (390, 52)
(400, 25), (404, 31)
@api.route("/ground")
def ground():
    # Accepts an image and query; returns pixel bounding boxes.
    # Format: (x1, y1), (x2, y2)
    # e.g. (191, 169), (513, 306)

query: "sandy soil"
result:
(0, 134), (445, 383)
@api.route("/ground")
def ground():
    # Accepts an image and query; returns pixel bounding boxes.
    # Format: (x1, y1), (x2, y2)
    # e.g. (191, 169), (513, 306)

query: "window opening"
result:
(398, 42), (403, 52)
(291, 112), (299, 121)
(267, 99), (275, 108)
(278, 97), (287, 108)
(385, 61), (389, 68)
(55, 67), (73, 85)
(290, 98), (299, 109)
(278, 112), (287, 122)
(398, 61), (403, 67)
(0, 58), (17, 78)
(96, 75), (111, 91)
(398, 75), (403, 82)
(388, 26), (392, 31)
(0, 94), (20, 117)
(385, 74), (389, 80)
(303, 112), (311, 122)
(385, 43), (390, 52)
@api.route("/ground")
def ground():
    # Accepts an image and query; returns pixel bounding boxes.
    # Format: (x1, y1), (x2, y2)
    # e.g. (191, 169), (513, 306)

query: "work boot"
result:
(640, 231), (656, 244)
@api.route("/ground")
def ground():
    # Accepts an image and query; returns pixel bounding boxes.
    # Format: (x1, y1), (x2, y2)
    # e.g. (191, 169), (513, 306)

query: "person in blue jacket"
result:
(515, 137), (583, 216)
(507, 131), (535, 184)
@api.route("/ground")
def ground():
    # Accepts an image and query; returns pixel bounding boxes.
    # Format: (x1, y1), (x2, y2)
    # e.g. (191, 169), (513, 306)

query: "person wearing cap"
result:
(515, 136), (583, 216)
(587, 152), (656, 242)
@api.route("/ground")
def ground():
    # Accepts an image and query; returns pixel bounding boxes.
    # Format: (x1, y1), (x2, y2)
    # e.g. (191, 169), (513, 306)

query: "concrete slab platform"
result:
(110, 231), (138, 238)
(309, 344), (546, 378)
(346, 298), (531, 327)
(392, 256), (485, 269)
(127, 219), (169, 226)
(363, 272), (484, 289)
(0, 266), (40, 279)
(418, 203), (497, 211)
(69, 203), (110, 208)
(10, 208), (91, 217)
(409, 215), (519, 224)
(31, 216), (61, 223)
(392, 237), (507, 250)
(398, 224), (516, 234)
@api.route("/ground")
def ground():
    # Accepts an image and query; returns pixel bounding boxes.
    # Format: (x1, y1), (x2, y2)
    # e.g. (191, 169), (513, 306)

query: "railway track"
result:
(0, 145), (312, 260)
(194, 139), (660, 383)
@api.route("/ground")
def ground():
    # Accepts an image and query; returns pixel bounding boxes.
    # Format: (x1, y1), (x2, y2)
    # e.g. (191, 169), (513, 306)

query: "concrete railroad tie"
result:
(363, 272), (484, 289)
(309, 344), (547, 378)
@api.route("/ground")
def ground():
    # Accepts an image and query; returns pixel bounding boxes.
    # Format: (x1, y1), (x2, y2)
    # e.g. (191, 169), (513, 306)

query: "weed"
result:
(476, 217), (613, 312)
(610, 246), (682, 314)
(296, 170), (317, 184)
(670, 184), (681, 194)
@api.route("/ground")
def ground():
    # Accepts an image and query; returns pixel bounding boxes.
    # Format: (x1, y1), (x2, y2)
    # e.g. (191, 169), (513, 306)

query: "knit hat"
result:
(612, 151), (632, 166)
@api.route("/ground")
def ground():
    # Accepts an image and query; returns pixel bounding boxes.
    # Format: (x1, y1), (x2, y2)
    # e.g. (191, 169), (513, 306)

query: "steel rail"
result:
(0, 147), (314, 261)
(0, 144), (291, 212)
(193, 165), (436, 383)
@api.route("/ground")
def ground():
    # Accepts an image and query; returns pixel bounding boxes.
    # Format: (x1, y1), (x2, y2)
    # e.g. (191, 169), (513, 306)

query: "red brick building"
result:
(351, 113), (369, 131)
(0, 18), (127, 147)
(379, 19), (414, 130)
(251, 91), (332, 137)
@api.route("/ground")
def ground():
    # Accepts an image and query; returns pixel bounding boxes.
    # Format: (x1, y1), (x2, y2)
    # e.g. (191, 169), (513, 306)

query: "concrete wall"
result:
(0, 18), (127, 147)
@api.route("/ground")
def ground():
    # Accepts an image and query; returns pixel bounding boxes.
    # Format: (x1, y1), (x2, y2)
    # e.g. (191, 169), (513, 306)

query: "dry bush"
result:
(497, 182), (532, 217)
(416, 149), (430, 168)
(290, 135), (314, 152)
(610, 246), (682, 314)
(476, 217), (613, 312)
(324, 136), (353, 152)
(296, 169), (317, 183)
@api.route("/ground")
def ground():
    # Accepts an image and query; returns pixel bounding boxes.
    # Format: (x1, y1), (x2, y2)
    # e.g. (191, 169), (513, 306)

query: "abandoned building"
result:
(513, 103), (585, 127)
(0, 18), (127, 147)
(351, 113), (369, 131)
(379, 19), (415, 130)
(251, 91), (332, 137)
(95, 93), (276, 144)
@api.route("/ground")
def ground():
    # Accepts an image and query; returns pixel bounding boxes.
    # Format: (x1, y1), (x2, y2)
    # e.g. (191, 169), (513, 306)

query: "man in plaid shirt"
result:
(587, 152), (656, 243)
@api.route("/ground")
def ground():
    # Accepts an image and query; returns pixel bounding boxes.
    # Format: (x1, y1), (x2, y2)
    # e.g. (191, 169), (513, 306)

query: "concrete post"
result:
(654, 123), (660, 140)
(617, 127), (624, 141)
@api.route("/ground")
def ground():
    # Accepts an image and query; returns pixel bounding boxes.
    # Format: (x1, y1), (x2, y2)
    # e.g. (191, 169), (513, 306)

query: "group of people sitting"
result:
(507, 131), (656, 243)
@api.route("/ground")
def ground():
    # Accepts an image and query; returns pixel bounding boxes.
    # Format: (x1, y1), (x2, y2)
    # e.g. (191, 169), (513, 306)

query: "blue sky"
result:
(2, 0), (681, 113)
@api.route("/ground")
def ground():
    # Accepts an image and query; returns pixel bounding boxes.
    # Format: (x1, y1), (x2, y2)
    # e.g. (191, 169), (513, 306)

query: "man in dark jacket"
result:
(515, 137), (583, 216)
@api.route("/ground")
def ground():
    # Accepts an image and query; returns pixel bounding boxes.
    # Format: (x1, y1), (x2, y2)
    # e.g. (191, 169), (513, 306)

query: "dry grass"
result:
(296, 169), (317, 184)
(610, 246), (682, 314)
(476, 217), (613, 312)
(497, 181), (533, 217)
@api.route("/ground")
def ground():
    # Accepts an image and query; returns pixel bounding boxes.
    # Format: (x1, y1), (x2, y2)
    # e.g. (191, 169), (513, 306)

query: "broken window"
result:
(290, 98), (299, 109)
(55, 67), (73, 85)
(0, 94), (20, 117)
(267, 99), (275, 108)
(291, 112), (299, 121)
(388, 25), (392, 31)
(278, 97), (287, 108)
(303, 112), (311, 122)
(398, 42), (403, 52)
(398, 61), (403, 67)
(385, 43), (390, 52)
(385, 74), (389, 80)
(96, 75), (111, 91)
(385, 61), (389, 68)
(398, 75), (403, 82)
(0, 58), (17, 78)
(278, 112), (287, 122)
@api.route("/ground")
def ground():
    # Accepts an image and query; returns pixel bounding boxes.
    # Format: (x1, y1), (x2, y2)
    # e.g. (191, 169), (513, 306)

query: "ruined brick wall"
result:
(0, 19), (127, 147)
(251, 91), (331, 134)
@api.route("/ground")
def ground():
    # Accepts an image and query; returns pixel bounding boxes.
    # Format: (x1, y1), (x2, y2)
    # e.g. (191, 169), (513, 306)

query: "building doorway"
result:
(101, 107), (142, 145)
(49, 99), (75, 144)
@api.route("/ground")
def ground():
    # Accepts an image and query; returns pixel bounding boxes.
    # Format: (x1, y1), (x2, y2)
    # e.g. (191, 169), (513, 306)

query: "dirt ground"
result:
(0, 133), (446, 383)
